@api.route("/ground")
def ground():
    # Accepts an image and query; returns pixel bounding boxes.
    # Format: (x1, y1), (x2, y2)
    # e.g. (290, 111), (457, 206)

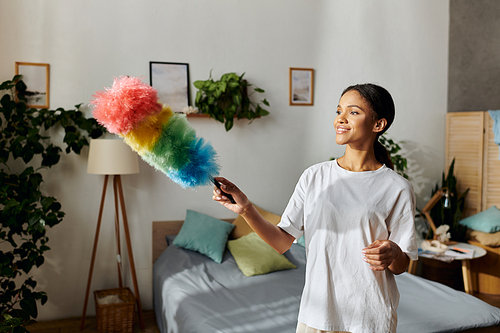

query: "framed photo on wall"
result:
(289, 67), (314, 106)
(149, 62), (190, 112)
(15, 62), (50, 109)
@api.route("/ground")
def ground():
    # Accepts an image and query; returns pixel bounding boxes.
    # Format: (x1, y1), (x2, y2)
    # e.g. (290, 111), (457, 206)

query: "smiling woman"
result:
(334, 90), (386, 158)
(335, 84), (396, 172)
(212, 83), (418, 333)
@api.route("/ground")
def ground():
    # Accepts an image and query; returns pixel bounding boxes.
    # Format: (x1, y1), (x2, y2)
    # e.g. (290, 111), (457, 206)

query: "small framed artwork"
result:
(150, 62), (190, 112)
(289, 68), (314, 106)
(15, 62), (50, 109)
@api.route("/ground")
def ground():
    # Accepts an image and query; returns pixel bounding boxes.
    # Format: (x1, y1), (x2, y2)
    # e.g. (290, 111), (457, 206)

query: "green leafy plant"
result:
(0, 75), (105, 332)
(194, 72), (270, 131)
(378, 134), (408, 179)
(425, 158), (469, 242)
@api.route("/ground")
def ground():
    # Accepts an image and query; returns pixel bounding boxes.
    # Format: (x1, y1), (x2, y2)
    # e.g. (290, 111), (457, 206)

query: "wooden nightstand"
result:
(468, 241), (500, 295)
(409, 242), (487, 294)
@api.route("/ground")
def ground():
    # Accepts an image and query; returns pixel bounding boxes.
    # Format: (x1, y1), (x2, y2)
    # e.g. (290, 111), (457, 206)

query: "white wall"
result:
(0, 0), (449, 320)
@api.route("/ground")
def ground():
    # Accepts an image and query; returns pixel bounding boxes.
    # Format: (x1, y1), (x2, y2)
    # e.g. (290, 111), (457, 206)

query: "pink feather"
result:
(91, 76), (162, 135)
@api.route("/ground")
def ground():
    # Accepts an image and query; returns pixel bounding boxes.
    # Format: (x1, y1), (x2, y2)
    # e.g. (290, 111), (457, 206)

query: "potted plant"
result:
(424, 158), (469, 242)
(0, 75), (105, 332)
(193, 72), (270, 131)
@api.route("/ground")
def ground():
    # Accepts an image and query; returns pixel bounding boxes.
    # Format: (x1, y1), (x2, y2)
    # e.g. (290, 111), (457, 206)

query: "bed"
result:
(152, 215), (500, 333)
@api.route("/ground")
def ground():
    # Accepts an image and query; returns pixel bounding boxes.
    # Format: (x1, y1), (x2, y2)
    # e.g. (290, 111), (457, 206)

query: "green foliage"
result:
(194, 72), (270, 131)
(425, 158), (469, 242)
(378, 134), (409, 179)
(0, 75), (105, 332)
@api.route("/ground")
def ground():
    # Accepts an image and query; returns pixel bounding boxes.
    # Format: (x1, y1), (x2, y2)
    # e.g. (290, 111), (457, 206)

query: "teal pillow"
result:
(297, 235), (305, 247)
(227, 232), (297, 277)
(173, 210), (235, 263)
(459, 206), (500, 233)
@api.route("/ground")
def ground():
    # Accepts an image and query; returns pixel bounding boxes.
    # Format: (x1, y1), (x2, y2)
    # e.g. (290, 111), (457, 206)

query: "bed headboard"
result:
(152, 219), (233, 263)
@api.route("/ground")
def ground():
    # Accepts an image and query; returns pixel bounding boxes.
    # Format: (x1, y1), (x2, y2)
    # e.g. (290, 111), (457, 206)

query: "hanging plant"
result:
(194, 72), (270, 131)
(0, 75), (105, 332)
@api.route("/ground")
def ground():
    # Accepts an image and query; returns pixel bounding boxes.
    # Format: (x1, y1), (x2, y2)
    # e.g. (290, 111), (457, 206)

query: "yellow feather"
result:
(123, 105), (174, 154)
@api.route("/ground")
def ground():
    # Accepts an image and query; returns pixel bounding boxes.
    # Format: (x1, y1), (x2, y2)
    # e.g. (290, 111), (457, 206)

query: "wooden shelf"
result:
(183, 113), (258, 119)
(185, 113), (209, 118)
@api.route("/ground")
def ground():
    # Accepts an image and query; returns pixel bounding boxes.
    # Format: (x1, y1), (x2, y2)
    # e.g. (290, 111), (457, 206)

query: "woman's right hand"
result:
(212, 177), (251, 215)
(213, 177), (295, 254)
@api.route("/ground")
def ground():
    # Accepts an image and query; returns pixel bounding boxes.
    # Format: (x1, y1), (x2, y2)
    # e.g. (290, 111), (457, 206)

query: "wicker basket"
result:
(94, 287), (135, 333)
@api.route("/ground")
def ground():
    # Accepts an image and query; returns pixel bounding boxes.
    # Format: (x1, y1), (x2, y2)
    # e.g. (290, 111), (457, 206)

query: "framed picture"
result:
(15, 62), (50, 109)
(149, 62), (190, 112)
(289, 68), (314, 106)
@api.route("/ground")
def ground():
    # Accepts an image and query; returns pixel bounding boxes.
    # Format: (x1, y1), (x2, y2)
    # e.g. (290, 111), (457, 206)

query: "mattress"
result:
(153, 236), (500, 333)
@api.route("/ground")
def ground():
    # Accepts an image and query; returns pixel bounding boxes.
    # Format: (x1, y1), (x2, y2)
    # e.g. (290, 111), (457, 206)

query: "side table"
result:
(468, 240), (500, 295)
(409, 242), (487, 294)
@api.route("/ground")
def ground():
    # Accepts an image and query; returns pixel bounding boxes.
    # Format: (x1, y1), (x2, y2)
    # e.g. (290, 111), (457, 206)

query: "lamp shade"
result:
(87, 139), (140, 175)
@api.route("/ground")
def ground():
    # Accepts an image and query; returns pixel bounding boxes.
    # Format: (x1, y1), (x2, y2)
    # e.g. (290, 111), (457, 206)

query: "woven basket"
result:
(94, 287), (135, 333)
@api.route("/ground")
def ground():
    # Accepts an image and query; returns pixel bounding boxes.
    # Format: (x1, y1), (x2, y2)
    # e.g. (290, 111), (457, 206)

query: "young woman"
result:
(213, 83), (418, 333)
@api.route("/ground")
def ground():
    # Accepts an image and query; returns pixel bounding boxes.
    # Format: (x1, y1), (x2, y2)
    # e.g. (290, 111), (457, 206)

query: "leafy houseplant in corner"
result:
(194, 72), (270, 131)
(425, 158), (469, 242)
(0, 75), (105, 332)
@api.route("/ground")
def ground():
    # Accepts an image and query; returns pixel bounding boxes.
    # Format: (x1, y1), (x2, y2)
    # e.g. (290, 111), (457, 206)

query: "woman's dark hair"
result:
(341, 83), (395, 169)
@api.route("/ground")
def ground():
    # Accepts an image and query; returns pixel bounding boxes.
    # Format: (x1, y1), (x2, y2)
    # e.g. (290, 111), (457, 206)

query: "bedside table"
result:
(409, 242), (487, 294)
(468, 240), (500, 295)
(453, 242), (487, 294)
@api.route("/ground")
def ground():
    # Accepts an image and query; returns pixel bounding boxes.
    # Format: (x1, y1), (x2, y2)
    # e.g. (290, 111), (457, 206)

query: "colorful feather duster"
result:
(90, 76), (220, 188)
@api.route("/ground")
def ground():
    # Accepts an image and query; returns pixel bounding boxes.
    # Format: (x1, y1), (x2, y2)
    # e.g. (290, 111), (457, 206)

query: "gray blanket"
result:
(153, 237), (500, 333)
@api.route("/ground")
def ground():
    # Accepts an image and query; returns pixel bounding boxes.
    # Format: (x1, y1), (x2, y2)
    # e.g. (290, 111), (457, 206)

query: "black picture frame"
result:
(149, 62), (190, 112)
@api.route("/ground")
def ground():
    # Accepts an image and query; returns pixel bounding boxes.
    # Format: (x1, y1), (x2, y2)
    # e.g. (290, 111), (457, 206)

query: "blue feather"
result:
(166, 137), (220, 188)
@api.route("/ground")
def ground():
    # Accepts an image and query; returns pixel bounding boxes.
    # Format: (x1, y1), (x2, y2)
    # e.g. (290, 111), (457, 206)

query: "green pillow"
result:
(227, 232), (297, 277)
(173, 210), (235, 263)
(459, 205), (500, 233)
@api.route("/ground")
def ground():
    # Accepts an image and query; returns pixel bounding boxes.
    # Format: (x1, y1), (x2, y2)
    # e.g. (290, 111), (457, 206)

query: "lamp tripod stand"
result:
(80, 174), (144, 331)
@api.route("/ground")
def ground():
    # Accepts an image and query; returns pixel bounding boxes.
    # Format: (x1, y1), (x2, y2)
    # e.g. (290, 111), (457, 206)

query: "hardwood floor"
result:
(26, 310), (160, 333)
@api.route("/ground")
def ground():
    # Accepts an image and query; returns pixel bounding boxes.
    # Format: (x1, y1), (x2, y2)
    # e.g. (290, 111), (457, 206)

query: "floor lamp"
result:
(80, 139), (144, 331)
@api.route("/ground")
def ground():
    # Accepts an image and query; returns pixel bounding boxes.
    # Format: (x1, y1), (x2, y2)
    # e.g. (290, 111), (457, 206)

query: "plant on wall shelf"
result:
(193, 72), (270, 131)
(0, 75), (105, 332)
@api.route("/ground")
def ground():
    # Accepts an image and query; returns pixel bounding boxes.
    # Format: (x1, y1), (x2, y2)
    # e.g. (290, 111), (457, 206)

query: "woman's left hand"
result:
(362, 240), (409, 274)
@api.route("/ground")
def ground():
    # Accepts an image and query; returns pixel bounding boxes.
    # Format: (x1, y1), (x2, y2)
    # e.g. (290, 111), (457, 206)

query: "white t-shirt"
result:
(278, 160), (418, 333)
